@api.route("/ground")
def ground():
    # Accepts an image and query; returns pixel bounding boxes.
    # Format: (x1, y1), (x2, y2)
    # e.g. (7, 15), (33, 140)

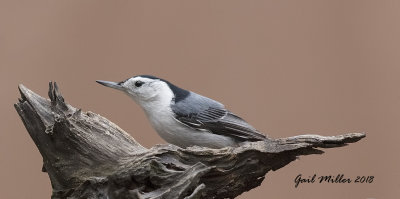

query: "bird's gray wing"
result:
(172, 92), (267, 141)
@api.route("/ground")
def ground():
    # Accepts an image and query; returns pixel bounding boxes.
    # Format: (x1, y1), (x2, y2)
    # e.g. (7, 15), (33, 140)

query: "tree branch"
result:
(14, 82), (365, 199)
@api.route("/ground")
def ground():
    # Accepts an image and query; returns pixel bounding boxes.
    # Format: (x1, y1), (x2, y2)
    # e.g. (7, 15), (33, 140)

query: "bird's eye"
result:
(135, 81), (144, 87)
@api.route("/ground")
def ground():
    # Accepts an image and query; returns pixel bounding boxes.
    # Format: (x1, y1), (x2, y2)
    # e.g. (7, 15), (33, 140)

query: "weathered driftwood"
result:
(14, 83), (365, 199)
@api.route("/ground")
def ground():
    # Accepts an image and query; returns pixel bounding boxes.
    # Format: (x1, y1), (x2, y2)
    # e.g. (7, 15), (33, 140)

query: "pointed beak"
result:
(96, 80), (124, 91)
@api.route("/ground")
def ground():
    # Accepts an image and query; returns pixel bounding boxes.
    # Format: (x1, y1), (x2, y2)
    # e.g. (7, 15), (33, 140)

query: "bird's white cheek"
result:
(125, 89), (148, 101)
(136, 88), (158, 100)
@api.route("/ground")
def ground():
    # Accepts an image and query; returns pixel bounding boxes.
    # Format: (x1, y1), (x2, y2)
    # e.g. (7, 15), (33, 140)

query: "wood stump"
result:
(14, 82), (365, 199)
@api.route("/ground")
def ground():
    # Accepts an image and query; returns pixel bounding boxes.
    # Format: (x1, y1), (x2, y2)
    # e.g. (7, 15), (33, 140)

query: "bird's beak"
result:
(96, 80), (124, 91)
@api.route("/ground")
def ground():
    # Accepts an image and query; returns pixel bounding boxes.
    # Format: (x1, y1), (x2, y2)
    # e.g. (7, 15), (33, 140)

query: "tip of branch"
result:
(278, 132), (366, 149)
(17, 84), (28, 102)
(17, 83), (48, 108)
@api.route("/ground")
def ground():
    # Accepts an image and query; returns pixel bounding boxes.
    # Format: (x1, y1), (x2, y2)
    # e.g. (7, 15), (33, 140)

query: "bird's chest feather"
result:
(140, 98), (181, 134)
(138, 88), (177, 129)
(146, 106), (177, 132)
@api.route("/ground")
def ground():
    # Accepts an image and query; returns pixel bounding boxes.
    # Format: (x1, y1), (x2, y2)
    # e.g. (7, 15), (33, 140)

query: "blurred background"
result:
(1, 0), (399, 198)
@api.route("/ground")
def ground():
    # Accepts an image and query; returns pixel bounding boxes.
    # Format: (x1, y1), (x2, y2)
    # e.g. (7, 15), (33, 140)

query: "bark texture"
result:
(14, 82), (366, 199)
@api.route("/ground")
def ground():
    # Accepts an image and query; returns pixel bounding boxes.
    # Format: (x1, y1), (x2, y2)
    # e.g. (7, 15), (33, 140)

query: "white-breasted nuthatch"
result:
(96, 75), (267, 148)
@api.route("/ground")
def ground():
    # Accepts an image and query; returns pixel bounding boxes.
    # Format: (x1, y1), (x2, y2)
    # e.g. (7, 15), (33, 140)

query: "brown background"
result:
(1, 0), (399, 198)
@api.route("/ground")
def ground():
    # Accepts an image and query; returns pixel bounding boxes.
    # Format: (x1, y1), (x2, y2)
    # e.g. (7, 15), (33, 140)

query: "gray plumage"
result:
(172, 92), (267, 142)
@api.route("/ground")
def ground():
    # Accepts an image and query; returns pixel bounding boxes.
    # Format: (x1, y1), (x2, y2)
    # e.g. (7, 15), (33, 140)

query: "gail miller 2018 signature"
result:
(294, 174), (374, 188)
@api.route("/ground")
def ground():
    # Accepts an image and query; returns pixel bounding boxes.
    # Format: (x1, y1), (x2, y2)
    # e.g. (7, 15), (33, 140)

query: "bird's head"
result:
(96, 75), (178, 106)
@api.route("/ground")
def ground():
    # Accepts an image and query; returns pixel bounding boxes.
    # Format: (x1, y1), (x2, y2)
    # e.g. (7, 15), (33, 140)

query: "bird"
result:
(96, 75), (268, 149)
